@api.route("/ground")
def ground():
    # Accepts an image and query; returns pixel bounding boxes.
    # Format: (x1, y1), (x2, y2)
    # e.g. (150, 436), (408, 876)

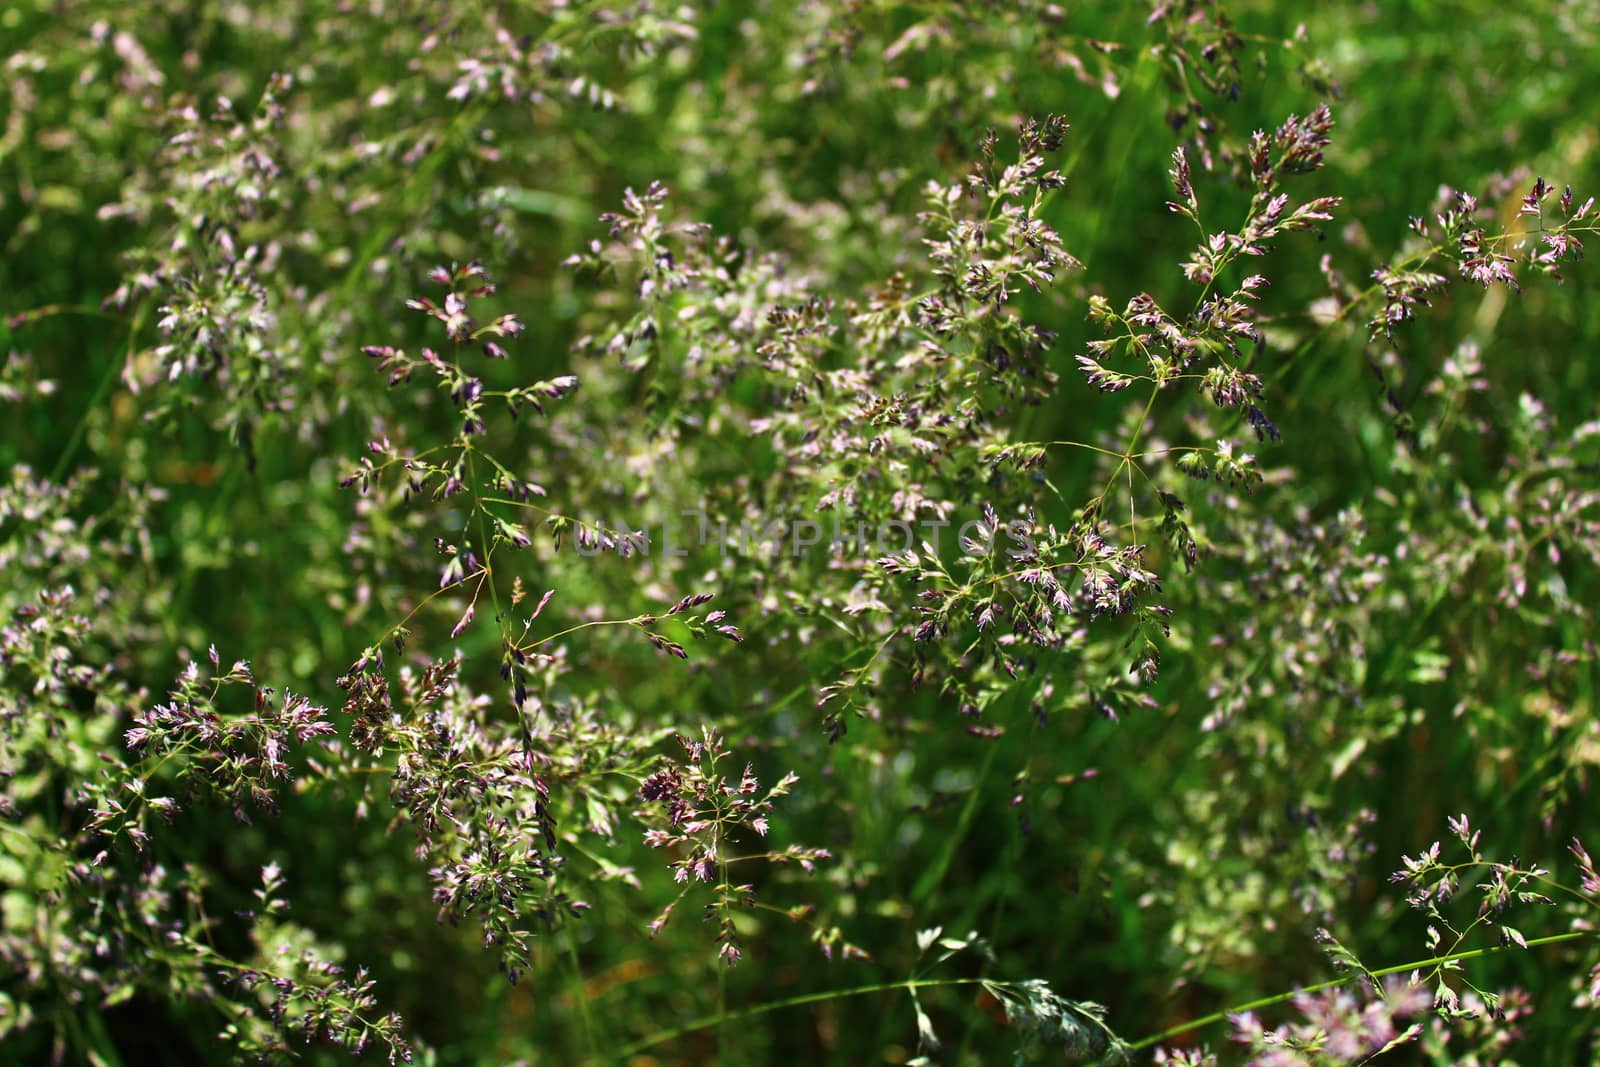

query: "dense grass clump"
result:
(3, 2), (1600, 1063)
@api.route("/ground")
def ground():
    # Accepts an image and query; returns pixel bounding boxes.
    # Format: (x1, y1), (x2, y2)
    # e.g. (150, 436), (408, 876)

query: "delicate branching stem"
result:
(613, 977), (991, 1058)
(1120, 931), (1594, 1055)
(565, 927), (598, 1063)
(517, 616), (646, 653)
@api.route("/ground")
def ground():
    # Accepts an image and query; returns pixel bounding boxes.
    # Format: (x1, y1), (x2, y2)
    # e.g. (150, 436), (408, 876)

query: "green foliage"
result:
(4, 1), (1600, 1064)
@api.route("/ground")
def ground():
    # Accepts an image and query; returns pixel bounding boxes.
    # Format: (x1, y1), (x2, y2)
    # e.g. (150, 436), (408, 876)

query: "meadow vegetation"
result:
(3, 1), (1600, 1063)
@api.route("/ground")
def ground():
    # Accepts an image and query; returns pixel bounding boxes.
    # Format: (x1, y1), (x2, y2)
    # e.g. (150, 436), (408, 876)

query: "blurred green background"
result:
(4, 0), (1600, 1063)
